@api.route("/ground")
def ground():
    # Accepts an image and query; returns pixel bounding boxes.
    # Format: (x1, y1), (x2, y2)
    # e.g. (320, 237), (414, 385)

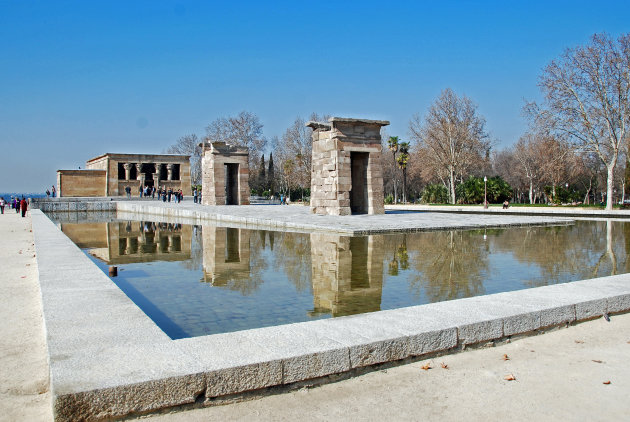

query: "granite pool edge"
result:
(31, 210), (630, 421)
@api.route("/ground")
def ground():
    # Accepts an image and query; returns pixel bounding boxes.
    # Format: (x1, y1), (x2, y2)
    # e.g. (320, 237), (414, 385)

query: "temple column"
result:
(168, 234), (175, 252)
(123, 163), (132, 181)
(167, 163), (174, 181)
(135, 163), (142, 180)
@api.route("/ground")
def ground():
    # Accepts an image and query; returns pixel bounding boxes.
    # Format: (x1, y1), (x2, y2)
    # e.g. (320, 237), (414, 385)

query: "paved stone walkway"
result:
(117, 201), (572, 234)
(0, 211), (52, 422)
(387, 203), (630, 219)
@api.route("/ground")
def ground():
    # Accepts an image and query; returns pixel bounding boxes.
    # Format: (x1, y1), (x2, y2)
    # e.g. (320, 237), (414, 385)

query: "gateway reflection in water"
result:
(56, 218), (629, 339)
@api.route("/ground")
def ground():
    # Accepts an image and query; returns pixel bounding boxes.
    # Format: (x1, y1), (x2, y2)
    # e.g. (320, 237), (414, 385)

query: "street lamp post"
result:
(484, 176), (488, 209)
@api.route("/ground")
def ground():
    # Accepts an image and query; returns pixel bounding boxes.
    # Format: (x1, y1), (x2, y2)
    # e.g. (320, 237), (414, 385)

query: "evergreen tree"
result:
(268, 152), (275, 194)
(259, 153), (266, 193)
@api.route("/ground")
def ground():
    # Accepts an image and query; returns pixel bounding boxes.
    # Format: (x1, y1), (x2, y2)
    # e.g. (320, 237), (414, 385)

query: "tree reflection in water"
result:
(490, 220), (625, 286)
(402, 231), (489, 302)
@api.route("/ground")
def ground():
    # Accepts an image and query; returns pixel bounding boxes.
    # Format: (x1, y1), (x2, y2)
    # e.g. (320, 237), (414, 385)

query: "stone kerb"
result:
(308, 117), (389, 216)
(201, 142), (250, 206)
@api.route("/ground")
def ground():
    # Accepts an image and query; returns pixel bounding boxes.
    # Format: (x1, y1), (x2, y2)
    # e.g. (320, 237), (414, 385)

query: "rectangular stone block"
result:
(575, 299), (607, 320)
(407, 328), (458, 356)
(607, 293), (630, 313)
(458, 319), (503, 345)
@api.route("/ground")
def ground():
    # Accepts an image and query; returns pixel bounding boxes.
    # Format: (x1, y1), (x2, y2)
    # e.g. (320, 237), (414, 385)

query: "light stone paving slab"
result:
(115, 201), (573, 235)
(387, 203), (630, 219)
(30, 209), (630, 421)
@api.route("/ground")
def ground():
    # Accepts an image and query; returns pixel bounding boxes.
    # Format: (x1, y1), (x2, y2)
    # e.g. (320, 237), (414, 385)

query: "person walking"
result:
(52, 185), (56, 197)
(193, 188), (198, 204)
(0, 197), (5, 214)
(20, 197), (27, 217)
(14, 197), (20, 213)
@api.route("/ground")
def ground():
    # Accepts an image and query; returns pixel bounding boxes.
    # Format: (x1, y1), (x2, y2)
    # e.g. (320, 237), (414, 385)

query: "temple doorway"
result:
(141, 163), (156, 188)
(350, 152), (369, 214)
(225, 163), (239, 205)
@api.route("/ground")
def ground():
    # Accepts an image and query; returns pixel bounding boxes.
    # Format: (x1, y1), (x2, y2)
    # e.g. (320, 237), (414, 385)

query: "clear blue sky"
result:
(1, 0), (629, 192)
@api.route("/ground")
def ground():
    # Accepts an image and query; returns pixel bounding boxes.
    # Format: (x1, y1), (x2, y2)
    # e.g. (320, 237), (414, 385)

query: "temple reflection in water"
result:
(202, 226), (251, 287)
(310, 233), (384, 317)
(60, 221), (192, 264)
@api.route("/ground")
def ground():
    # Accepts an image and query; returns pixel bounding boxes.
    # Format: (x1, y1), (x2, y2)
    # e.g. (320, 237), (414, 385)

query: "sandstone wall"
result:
(57, 170), (107, 197)
(309, 118), (388, 216)
(201, 143), (249, 206)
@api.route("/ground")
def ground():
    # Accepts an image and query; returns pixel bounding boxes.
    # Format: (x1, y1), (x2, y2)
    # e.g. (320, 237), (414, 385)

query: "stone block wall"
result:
(201, 142), (250, 206)
(85, 153), (191, 196)
(57, 170), (107, 197)
(308, 118), (388, 216)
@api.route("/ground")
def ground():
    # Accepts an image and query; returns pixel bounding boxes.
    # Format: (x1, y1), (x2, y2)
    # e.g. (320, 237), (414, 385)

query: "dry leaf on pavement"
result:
(504, 374), (516, 381)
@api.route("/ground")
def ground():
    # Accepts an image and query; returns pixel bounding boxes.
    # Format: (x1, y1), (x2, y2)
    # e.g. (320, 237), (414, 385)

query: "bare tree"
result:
(492, 148), (526, 202)
(409, 88), (490, 204)
(538, 33), (630, 210)
(165, 134), (201, 186)
(512, 134), (543, 204)
(205, 111), (266, 167)
(279, 116), (313, 196)
(277, 113), (329, 200)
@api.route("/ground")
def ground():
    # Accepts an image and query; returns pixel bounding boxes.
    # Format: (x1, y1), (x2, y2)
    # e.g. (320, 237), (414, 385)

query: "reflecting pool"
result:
(50, 215), (629, 339)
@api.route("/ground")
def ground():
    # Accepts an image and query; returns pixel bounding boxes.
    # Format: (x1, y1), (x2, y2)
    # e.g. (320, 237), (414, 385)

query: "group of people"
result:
(123, 185), (186, 203)
(156, 186), (184, 203)
(0, 196), (28, 217)
(45, 185), (56, 198)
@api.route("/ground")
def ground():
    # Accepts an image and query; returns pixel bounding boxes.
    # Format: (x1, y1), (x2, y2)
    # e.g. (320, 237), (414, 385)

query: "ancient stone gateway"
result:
(201, 142), (250, 206)
(308, 117), (389, 215)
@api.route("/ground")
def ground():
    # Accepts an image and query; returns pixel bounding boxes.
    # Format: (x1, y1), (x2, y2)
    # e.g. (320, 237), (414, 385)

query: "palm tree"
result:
(387, 136), (400, 203)
(396, 141), (410, 203)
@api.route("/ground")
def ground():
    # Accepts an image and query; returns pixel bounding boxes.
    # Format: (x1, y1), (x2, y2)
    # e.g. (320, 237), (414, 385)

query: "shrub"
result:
(421, 184), (448, 204)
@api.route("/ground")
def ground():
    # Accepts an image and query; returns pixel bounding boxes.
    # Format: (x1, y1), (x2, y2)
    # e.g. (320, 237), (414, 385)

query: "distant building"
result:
(56, 153), (191, 197)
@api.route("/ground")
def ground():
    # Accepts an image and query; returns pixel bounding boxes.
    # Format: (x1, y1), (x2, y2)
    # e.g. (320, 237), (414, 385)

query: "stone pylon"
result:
(201, 142), (250, 206)
(308, 117), (389, 215)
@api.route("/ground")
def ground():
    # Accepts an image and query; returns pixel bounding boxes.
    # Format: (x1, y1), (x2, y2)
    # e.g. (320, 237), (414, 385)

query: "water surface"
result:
(50, 215), (629, 339)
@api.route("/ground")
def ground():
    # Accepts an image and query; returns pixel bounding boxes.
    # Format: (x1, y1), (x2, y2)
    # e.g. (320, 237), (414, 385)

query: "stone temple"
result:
(201, 142), (250, 206)
(308, 117), (389, 215)
(57, 153), (191, 197)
